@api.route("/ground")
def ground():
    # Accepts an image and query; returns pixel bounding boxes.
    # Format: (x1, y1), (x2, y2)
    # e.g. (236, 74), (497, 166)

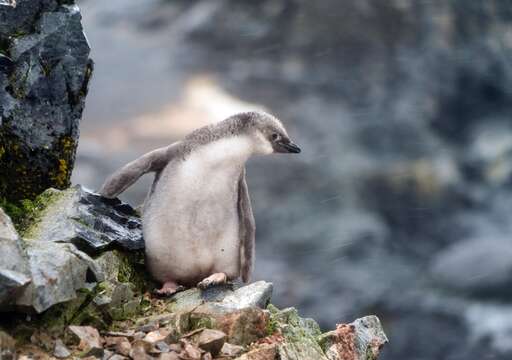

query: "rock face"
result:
(0, 0), (93, 202)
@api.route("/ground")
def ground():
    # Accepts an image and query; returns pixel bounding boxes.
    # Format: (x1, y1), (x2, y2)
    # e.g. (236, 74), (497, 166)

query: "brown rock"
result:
(144, 329), (172, 344)
(190, 305), (269, 346)
(104, 336), (131, 356)
(318, 315), (388, 360)
(68, 325), (102, 351)
(221, 342), (244, 357)
(116, 339), (132, 357)
(158, 353), (179, 360)
(0, 331), (16, 360)
(196, 329), (226, 356)
(109, 355), (129, 360)
(182, 341), (202, 360)
(130, 340), (153, 360)
(235, 344), (277, 360)
(168, 343), (182, 352)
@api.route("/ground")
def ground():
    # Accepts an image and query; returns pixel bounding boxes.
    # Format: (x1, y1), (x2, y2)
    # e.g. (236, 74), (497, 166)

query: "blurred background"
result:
(72, 1), (512, 359)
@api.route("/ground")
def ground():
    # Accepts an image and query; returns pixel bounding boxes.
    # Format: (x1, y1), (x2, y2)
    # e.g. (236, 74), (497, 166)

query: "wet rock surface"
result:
(0, 0), (93, 201)
(23, 185), (144, 253)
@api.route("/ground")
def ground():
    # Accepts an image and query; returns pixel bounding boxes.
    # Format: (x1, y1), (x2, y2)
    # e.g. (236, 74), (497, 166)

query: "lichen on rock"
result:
(0, 0), (93, 202)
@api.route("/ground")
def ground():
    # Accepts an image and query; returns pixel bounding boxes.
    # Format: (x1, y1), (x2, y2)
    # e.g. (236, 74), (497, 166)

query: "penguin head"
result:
(244, 111), (301, 155)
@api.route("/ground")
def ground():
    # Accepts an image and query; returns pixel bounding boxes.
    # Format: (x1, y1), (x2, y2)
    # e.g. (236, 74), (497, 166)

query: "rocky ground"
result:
(0, 187), (387, 360)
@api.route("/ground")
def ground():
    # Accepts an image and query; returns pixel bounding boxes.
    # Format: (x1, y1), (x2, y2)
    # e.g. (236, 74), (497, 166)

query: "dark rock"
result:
(23, 185), (143, 253)
(0, 0), (92, 201)
(0, 207), (30, 307)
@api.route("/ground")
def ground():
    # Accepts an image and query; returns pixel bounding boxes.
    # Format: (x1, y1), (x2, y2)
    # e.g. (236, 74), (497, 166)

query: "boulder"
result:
(15, 241), (102, 313)
(0, 0), (92, 201)
(22, 185), (143, 253)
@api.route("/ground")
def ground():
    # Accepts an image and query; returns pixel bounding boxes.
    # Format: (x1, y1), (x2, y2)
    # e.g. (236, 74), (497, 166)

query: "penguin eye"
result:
(271, 133), (280, 141)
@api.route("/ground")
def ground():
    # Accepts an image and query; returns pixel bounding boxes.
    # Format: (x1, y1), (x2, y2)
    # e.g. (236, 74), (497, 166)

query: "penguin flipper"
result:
(238, 167), (256, 283)
(98, 142), (181, 198)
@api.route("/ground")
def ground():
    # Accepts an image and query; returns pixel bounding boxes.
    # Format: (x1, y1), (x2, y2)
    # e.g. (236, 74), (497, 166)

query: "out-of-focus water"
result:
(74, 1), (512, 359)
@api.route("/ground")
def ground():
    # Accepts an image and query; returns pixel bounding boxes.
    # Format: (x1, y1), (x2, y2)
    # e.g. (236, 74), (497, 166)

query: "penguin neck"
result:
(189, 135), (256, 171)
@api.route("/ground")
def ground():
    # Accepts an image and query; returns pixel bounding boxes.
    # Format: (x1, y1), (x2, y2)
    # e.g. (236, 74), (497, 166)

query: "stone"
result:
(221, 342), (244, 357)
(53, 339), (71, 359)
(109, 355), (129, 360)
(158, 353), (179, 360)
(318, 316), (388, 360)
(0, 0), (93, 202)
(268, 306), (326, 360)
(104, 337), (132, 357)
(0, 330), (16, 360)
(190, 304), (269, 346)
(68, 325), (102, 352)
(15, 241), (102, 313)
(155, 341), (170, 353)
(167, 281), (273, 313)
(235, 344), (277, 360)
(222, 281), (273, 310)
(144, 329), (171, 344)
(22, 185), (143, 253)
(130, 340), (153, 360)
(182, 341), (202, 360)
(0, 208), (30, 307)
(195, 329), (226, 356)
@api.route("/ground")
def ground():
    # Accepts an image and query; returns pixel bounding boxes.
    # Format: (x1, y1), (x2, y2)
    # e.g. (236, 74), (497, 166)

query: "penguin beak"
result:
(279, 140), (301, 154)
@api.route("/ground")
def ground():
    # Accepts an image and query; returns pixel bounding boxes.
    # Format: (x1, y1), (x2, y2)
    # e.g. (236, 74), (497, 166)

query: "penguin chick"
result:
(99, 111), (301, 295)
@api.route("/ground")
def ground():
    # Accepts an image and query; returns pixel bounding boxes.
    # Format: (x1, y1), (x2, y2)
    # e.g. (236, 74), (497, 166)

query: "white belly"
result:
(143, 137), (252, 285)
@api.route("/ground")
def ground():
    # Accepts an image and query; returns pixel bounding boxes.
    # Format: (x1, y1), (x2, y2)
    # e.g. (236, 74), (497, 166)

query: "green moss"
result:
(266, 304), (280, 335)
(0, 126), (78, 202)
(116, 250), (151, 293)
(190, 316), (214, 330)
(19, 188), (66, 238)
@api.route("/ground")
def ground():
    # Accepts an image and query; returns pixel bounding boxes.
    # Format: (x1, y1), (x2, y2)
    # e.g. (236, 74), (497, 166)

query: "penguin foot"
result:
(153, 281), (185, 297)
(197, 272), (228, 289)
